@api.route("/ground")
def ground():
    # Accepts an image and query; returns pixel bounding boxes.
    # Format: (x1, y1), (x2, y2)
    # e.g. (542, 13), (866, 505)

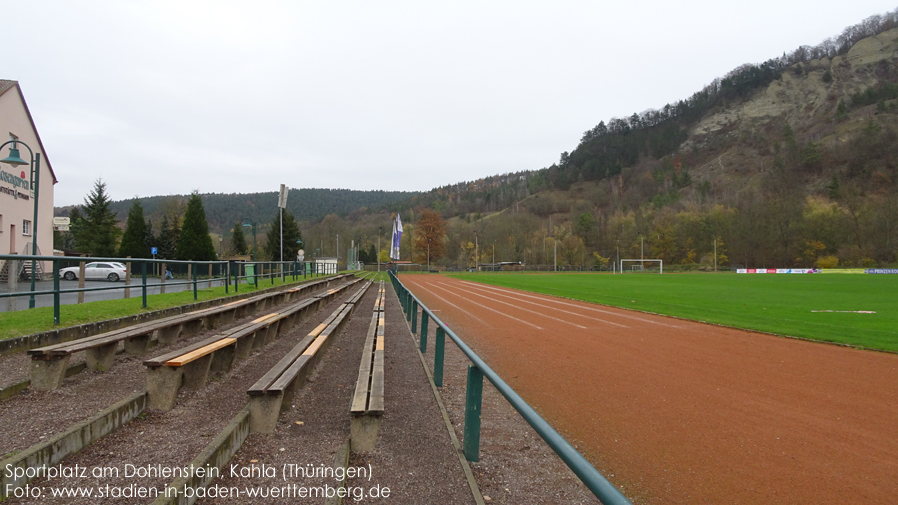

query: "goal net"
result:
(620, 259), (663, 274)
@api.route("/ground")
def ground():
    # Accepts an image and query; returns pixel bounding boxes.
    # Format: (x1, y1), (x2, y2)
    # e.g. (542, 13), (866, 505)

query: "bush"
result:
(816, 255), (839, 268)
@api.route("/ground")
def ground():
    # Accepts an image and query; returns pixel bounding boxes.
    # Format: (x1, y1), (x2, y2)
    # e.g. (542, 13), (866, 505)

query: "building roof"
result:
(0, 79), (58, 184)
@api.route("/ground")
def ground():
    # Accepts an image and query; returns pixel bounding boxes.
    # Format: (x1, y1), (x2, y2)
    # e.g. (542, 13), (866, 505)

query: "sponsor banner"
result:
(865, 269), (898, 274)
(737, 268), (819, 274)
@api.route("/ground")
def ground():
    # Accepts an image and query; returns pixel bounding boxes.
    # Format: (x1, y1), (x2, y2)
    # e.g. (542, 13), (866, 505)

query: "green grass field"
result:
(448, 272), (898, 352)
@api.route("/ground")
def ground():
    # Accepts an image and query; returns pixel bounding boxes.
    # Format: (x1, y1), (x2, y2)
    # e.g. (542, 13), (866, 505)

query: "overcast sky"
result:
(7, 1), (897, 206)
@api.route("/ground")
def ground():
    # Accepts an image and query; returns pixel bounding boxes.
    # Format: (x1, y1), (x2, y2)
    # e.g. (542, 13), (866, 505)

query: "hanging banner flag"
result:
(390, 214), (403, 260)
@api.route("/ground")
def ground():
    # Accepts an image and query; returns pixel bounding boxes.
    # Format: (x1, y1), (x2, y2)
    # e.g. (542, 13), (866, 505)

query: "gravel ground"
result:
(1, 286), (354, 504)
(406, 296), (602, 505)
(206, 283), (476, 504)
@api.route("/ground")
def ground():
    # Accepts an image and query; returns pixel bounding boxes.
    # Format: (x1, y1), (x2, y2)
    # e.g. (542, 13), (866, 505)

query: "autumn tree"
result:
(413, 209), (447, 265)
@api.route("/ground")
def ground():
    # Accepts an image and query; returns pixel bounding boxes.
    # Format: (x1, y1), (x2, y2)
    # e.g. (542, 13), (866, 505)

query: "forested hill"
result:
(78, 188), (417, 235)
(381, 10), (898, 270)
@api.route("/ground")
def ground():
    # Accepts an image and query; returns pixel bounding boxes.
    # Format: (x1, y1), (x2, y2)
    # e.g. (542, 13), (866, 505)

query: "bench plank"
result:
(166, 338), (236, 366)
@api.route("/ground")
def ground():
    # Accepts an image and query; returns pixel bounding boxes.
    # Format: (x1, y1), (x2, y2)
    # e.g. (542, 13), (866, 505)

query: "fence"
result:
(389, 271), (631, 505)
(0, 254), (339, 325)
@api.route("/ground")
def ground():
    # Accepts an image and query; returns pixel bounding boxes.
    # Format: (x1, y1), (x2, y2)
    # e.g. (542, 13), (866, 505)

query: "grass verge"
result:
(0, 273), (360, 340)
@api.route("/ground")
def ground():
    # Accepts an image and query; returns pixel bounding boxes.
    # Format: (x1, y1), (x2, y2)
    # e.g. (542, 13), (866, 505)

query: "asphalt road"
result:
(0, 277), (229, 313)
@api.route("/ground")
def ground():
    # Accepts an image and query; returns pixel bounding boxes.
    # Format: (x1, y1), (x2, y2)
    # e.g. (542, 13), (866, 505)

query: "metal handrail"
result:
(389, 270), (631, 505)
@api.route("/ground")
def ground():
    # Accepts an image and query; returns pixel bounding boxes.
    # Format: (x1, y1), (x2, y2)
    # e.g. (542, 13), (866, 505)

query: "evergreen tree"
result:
(118, 199), (150, 258)
(264, 210), (302, 261)
(176, 192), (217, 261)
(367, 244), (377, 264)
(145, 219), (156, 254)
(157, 215), (177, 259)
(73, 179), (121, 257)
(232, 221), (248, 256)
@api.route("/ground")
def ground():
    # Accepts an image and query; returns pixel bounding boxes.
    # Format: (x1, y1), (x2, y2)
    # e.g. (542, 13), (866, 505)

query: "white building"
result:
(0, 80), (58, 276)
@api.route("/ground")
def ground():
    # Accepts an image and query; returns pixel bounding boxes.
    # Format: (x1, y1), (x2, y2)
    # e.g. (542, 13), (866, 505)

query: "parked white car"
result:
(59, 262), (128, 282)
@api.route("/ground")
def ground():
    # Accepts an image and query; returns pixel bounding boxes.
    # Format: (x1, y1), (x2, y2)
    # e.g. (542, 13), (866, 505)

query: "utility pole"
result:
(475, 231), (478, 272)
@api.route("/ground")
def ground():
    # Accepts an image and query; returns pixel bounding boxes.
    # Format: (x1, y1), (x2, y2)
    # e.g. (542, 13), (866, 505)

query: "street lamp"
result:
(241, 218), (256, 261)
(427, 238), (431, 272)
(1, 140), (41, 309)
(378, 226), (382, 273)
(474, 230), (478, 272)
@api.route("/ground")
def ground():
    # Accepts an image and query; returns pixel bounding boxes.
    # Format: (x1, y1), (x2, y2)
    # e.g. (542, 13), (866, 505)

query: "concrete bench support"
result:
(154, 324), (182, 345)
(124, 334), (151, 356)
(350, 414), (383, 452)
(182, 354), (213, 389)
(86, 342), (118, 371)
(147, 366), (182, 411)
(211, 345), (236, 373)
(248, 393), (285, 434)
(30, 356), (71, 391)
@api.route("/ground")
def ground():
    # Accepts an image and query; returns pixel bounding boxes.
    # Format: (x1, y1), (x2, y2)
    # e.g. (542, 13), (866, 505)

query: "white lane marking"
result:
(435, 282), (590, 330)
(456, 279), (683, 329)
(423, 282), (544, 330)
(404, 282), (493, 328)
(451, 281), (630, 329)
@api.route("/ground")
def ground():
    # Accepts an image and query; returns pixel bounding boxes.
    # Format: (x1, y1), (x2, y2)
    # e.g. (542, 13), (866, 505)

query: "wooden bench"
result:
(143, 295), (325, 411)
(26, 276), (347, 391)
(247, 282), (371, 433)
(350, 281), (385, 451)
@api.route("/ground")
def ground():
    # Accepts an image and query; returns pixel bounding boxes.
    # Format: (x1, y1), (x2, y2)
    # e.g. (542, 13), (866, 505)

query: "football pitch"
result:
(448, 272), (898, 352)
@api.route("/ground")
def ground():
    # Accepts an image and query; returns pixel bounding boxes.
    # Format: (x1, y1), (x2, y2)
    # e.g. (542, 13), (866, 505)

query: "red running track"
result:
(401, 274), (898, 504)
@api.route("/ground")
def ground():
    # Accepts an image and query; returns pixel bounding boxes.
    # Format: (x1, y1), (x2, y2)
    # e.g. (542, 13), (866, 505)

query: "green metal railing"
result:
(390, 270), (632, 505)
(0, 254), (339, 326)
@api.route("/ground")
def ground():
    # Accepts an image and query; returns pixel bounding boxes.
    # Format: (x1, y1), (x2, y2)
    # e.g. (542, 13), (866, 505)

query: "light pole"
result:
(474, 230), (478, 272)
(241, 218), (256, 261)
(1, 140), (41, 309)
(378, 226), (382, 273)
(427, 238), (431, 271)
(218, 236), (223, 257)
(553, 235), (557, 272)
(492, 241), (495, 269)
(336, 234), (339, 270)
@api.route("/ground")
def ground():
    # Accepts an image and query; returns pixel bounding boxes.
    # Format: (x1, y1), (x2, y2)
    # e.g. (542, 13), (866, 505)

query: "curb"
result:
(152, 407), (250, 505)
(0, 392), (148, 500)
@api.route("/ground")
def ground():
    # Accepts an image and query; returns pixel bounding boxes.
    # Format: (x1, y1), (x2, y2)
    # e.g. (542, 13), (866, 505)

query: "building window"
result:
(23, 220), (31, 236)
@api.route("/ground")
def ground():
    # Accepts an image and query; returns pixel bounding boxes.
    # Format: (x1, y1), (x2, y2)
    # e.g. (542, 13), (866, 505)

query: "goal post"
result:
(620, 259), (663, 274)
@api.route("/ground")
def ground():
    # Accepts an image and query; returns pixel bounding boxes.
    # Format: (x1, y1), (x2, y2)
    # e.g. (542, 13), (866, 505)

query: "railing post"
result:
(406, 293), (412, 322)
(463, 364), (484, 462)
(192, 262), (198, 300)
(420, 312), (428, 353)
(224, 261), (229, 294)
(52, 259), (60, 325)
(434, 327), (445, 387)
(411, 299), (418, 333)
(141, 261), (147, 308)
(233, 261), (238, 293)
